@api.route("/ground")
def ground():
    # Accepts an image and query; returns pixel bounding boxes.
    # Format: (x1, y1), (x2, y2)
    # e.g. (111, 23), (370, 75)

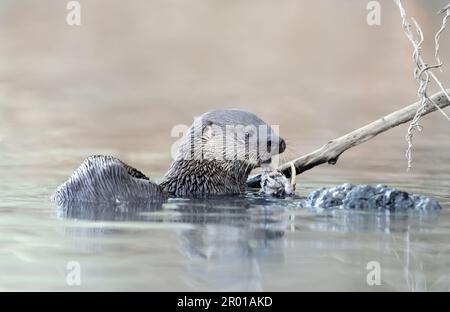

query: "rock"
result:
(301, 183), (441, 211)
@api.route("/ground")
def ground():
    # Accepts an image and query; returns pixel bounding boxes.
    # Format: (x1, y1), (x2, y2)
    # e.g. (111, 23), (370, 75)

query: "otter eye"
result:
(245, 129), (255, 139)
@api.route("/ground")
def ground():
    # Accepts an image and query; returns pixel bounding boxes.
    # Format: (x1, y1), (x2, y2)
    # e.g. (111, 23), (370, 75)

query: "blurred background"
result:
(1, 0), (450, 292)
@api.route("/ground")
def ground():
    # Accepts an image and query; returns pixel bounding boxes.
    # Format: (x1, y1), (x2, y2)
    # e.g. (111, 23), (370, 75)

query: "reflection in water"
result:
(56, 195), (289, 290)
(301, 208), (441, 234)
(178, 224), (285, 291)
(54, 195), (447, 291)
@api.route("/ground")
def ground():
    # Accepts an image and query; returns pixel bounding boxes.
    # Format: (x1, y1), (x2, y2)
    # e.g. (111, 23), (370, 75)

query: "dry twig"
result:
(394, 0), (450, 170)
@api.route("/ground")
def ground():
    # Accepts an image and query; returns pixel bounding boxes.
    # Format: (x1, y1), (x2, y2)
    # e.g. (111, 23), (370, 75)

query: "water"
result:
(1, 0), (450, 291)
(0, 149), (448, 292)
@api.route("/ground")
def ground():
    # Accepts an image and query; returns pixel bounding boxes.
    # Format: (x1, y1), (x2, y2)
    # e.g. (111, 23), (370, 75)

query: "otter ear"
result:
(202, 121), (214, 141)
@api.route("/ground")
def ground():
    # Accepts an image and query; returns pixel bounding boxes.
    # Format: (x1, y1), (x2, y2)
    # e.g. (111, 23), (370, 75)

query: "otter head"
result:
(162, 109), (286, 196)
(175, 109), (285, 166)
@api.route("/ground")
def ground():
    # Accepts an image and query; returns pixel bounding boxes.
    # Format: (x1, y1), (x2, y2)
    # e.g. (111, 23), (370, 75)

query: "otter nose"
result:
(279, 138), (286, 153)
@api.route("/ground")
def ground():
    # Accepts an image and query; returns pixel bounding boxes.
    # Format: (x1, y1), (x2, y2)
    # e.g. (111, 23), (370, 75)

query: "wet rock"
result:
(302, 183), (441, 211)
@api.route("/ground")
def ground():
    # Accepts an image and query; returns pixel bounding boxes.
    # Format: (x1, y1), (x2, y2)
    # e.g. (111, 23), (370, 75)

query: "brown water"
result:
(0, 0), (449, 291)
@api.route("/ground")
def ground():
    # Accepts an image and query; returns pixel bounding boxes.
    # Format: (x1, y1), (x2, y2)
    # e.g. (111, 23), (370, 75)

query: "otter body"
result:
(53, 109), (285, 203)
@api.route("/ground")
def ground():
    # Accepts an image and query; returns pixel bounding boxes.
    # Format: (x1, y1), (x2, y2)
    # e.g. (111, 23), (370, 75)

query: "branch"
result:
(247, 89), (450, 188)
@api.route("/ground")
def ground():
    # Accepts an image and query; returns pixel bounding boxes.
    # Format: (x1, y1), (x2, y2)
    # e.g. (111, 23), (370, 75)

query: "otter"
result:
(53, 109), (286, 203)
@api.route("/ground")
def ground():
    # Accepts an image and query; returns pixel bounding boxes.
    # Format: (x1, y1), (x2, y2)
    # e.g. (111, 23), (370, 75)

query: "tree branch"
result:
(247, 89), (450, 188)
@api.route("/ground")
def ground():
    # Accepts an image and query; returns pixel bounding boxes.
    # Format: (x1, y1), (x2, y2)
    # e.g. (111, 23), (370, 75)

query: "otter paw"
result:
(259, 167), (295, 197)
